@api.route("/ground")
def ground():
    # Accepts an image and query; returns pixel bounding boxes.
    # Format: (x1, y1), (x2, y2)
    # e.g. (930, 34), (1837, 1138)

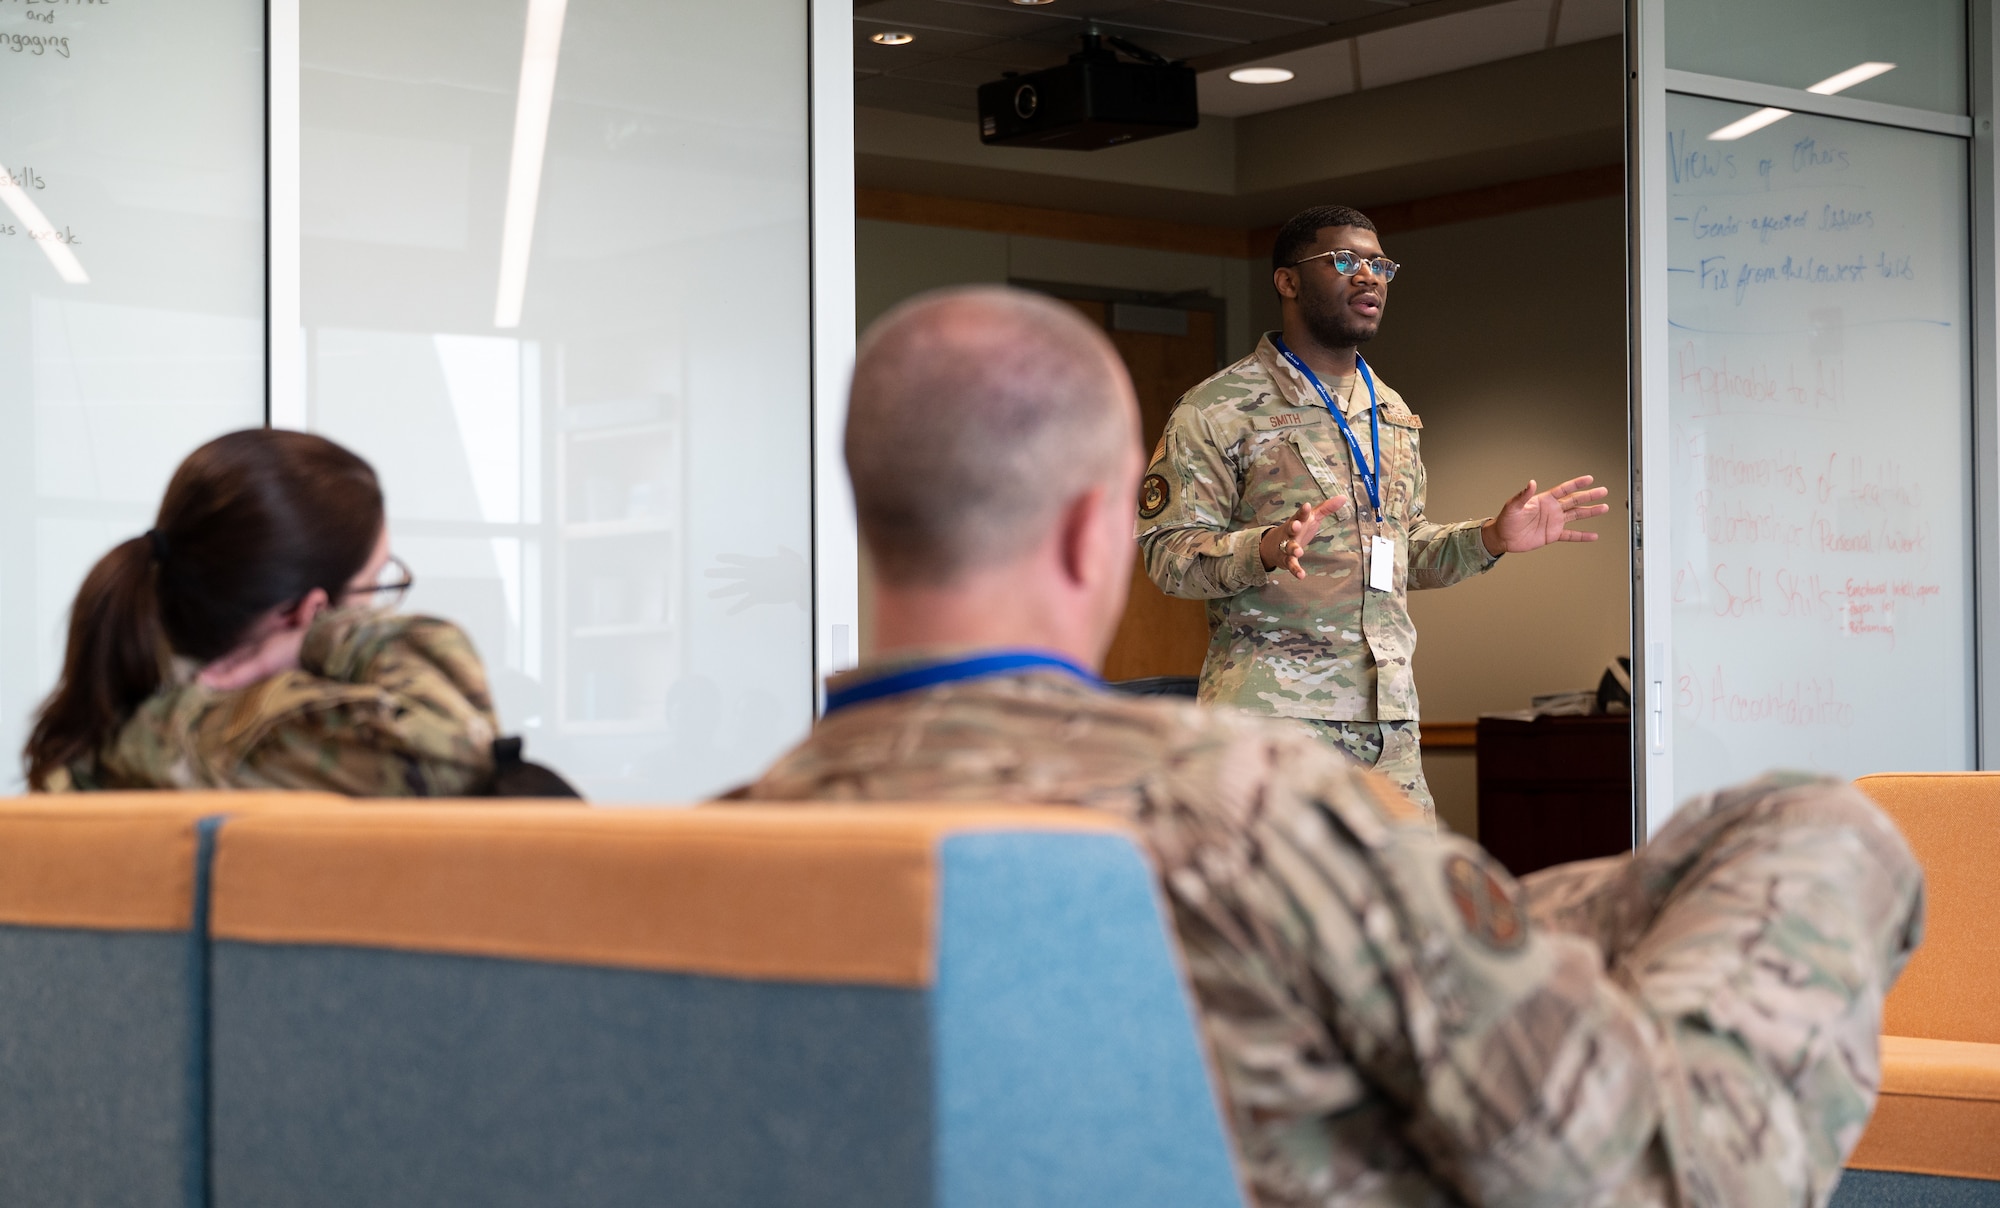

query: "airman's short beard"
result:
(1300, 292), (1378, 351)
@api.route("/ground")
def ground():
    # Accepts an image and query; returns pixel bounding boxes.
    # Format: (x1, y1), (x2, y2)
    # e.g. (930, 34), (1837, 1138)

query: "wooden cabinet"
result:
(1475, 715), (1634, 877)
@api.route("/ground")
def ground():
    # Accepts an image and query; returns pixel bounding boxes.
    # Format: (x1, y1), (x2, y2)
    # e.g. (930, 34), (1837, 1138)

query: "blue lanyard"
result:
(1272, 337), (1383, 522)
(823, 650), (1100, 715)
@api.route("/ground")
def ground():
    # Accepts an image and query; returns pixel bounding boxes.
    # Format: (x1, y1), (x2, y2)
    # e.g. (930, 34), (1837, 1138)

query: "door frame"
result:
(810, 0), (860, 705)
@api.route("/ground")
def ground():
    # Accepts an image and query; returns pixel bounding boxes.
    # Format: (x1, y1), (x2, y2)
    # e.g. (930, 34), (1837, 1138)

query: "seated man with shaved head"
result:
(732, 286), (1922, 1207)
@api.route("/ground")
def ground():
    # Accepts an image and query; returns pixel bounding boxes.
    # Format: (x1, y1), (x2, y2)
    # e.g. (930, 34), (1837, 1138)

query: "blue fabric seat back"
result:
(0, 800), (244, 1208)
(204, 804), (1245, 1208)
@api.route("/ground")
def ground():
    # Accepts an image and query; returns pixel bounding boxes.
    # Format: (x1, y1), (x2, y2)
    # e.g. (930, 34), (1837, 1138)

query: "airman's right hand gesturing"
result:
(1259, 497), (1346, 579)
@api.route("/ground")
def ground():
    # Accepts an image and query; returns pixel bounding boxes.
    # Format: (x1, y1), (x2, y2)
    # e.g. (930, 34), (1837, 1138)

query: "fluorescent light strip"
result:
(493, 0), (569, 329)
(1808, 60), (1894, 95)
(0, 162), (88, 284)
(1708, 106), (1792, 141)
(1706, 62), (1897, 141)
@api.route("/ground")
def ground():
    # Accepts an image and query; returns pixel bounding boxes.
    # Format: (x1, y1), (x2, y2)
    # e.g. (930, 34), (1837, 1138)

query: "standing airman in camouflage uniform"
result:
(734, 286), (1924, 1206)
(1138, 206), (1610, 820)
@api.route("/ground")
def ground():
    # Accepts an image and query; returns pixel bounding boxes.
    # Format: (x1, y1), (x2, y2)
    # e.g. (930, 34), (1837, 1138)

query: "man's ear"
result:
(1056, 484), (1110, 589)
(1273, 266), (1298, 300)
(279, 587), (332, 631)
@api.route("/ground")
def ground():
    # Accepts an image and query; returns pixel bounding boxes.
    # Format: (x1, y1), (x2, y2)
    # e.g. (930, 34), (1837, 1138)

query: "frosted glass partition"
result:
(1664, 93), (1974, 793)
(1666, 0), (1965, 114)
(0, 1), (266, 789)
(299, 0), (813, 801)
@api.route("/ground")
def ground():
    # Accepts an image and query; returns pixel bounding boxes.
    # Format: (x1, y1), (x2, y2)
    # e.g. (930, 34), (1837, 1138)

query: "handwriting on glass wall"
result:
(1667, 111), (1959, 740)
(0, 166), (81, 245)
(1, 0), (111, 57)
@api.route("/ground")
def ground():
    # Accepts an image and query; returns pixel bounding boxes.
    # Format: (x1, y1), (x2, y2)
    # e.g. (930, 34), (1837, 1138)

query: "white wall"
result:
(1372, 196), (1631, 721)
(857, 219), (1268, 360)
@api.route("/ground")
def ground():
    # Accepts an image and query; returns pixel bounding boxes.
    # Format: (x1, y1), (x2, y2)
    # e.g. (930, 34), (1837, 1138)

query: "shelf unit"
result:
(552, 391), (685, 735)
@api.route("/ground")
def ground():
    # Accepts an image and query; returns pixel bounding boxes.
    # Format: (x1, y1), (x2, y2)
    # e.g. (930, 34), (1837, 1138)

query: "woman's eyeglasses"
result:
(1290, 248), (1400, 282)
(348, 554), (414, 612)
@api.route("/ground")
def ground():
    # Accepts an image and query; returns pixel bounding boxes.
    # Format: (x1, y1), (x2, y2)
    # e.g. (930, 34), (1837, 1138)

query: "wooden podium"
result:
(1475, 714), (1634, 877)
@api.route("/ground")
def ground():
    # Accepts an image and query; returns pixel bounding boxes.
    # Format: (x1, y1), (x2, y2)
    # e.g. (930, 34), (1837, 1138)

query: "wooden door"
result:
(1062, 299), (1216, 683)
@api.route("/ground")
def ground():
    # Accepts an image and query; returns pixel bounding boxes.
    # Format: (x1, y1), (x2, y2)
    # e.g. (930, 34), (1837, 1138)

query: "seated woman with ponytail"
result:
(25, 429), (503, 795)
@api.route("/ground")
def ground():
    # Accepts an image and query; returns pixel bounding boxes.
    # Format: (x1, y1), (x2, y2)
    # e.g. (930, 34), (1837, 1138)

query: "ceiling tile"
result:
(933, 0), (1160, 16)
(857, 43), (941, 74)
(856, 73), (983, 117)
(1357, 0), (1548, 89)
(956, 38), (1076, 70)
(1021, 20), (1238, 62)
(1554, 0), (1621, 43)
(859, 0), (1074, 38)
(890, 56), (1020, 86)
(1188, 0), (1411, 24)
(1196, 36), (1355, 116)
(855, 19), (1001, 66)
(1114, 1), (1318, 44)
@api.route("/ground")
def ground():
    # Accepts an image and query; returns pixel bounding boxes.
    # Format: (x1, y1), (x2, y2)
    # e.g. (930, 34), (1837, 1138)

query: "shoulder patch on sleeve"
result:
(1443, 853), (1526, 952)
(1138, 473), (1171, 519)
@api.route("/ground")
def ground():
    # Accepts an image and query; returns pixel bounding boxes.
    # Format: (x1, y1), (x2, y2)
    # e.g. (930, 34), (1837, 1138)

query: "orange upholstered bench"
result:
(1833, 774), (2000, 1204)
(0, 792), (343, 1208)
(201, 802), (1246, 1206)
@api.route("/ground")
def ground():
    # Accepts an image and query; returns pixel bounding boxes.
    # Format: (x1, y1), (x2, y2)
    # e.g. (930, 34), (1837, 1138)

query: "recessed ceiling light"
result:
(1010, 0), (1057, 5)
(870, 31), (915, 45)
(1229, 67), (1295, 85)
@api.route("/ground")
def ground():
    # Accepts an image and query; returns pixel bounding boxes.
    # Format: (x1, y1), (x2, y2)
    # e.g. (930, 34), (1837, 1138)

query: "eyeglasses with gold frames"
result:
(1289, 248), (1400, 282)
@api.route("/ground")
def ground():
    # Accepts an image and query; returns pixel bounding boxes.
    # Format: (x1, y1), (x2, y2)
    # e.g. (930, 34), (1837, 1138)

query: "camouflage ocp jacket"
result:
(51, 610), (500, 796)
(1137, 333), (1498, 722)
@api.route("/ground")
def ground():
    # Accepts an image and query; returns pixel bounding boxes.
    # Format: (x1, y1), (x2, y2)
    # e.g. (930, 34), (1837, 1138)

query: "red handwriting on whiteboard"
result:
(1694, 491), (1807, 548)
(1816, 453), (1922, 509)
(1674, 665), (1856, 728)
(1711, 563), (1763, 618)
(1701, 446), (1808, 494)
(1693, 566), (1943, 645)
(1675, 343), (1844, 416)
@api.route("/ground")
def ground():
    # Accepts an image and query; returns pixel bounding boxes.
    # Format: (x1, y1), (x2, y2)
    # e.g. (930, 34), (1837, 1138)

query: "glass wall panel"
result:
(0, 1), (266, 789)
(1664, 93), (1973, 794)
(1666, 0), (1966, 114)
(299, 0), (813, 801)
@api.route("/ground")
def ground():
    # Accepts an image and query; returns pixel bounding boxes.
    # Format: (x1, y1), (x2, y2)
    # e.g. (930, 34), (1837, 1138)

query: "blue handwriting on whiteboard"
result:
(1748, 211), (1809, 242)
(1791, 137), (1850, 172)
(1687, 206), (1840, 244)
(1692, 206), (1741, 239)
(1667, 129), (1736, 184)
(1697, 252), (1915, 303)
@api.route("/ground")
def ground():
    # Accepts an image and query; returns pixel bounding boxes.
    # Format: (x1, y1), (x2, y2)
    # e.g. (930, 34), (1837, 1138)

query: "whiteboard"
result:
(1665, 93), (1973, 794)
(0, 0), (265, 788)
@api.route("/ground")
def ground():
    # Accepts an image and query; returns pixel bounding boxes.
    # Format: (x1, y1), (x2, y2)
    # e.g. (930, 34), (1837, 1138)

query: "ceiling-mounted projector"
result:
(977, 30), (1197, 151)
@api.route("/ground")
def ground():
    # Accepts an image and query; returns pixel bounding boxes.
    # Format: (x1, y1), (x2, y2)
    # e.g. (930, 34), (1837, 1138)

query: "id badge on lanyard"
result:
(1368, 535), (1394, 592)
(1274, 338), (1395, 592)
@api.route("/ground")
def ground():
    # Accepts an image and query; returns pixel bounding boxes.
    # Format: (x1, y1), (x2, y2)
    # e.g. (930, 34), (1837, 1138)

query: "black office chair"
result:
(1106, 676), (1199, 697)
